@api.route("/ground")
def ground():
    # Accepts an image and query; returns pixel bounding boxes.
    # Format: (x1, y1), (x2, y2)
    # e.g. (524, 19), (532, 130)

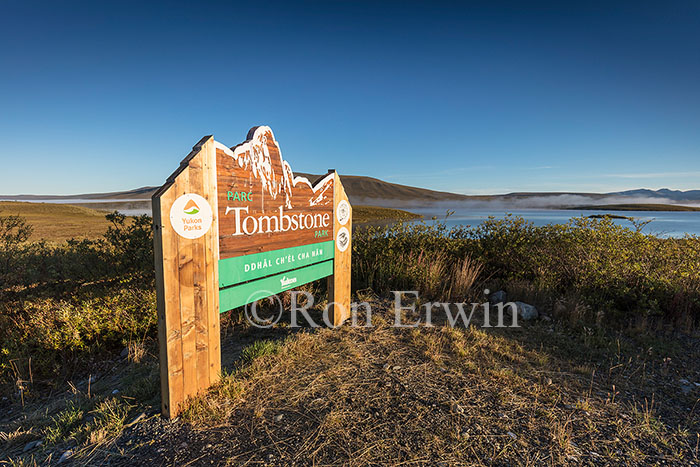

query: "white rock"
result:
(58, 450), (73, 464)
(489, 290), (507, 305)
(514, 302), (539, 320)
(23, 440), (42, 452)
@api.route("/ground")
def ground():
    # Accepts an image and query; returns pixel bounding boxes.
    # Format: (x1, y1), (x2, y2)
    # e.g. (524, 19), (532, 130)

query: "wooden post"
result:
(328, 171), (352, 325)
(152, 136), (221, 419)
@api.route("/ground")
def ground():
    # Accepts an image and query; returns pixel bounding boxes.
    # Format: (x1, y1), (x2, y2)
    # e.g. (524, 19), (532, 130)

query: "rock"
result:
(514, 301), (539, 320)
(120, 347), (129, 358)
(489, 290), (507, 305)
(58, 450), (73, 464)
(273, 414), (284, 422)
(112, 389), (119, 395)
(23, 440), (42, 452)
(392, 366), (401, 371)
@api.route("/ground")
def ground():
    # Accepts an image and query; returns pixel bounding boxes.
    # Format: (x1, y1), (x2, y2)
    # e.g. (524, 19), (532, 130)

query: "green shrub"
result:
(353, 216), (700, 328)
(0, 211), (154, 292)
(0, 287), (157, 383)
(0, 211), (157, 386)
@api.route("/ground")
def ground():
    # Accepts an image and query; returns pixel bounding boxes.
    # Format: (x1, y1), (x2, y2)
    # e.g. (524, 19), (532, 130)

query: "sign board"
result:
(152, 127), (352, 418)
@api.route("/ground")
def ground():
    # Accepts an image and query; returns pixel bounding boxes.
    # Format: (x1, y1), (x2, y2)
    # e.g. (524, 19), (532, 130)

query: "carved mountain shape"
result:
(215, 127), (335, 259)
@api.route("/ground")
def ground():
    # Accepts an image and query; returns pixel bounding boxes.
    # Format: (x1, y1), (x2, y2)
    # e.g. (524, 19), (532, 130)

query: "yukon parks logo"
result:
(170, 194), (213, 239)
(183, 199), (200, 215)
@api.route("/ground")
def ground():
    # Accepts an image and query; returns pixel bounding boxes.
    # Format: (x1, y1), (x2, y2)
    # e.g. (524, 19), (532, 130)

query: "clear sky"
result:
(1, 1), (698, 195)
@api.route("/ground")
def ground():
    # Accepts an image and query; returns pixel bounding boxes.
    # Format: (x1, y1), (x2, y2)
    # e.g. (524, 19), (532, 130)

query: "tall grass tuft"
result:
(449, 255), (483, 301)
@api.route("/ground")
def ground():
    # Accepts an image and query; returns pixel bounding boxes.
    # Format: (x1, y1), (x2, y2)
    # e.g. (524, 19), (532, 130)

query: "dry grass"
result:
(450, 255), (484, 300)
(3, 299), (698, 465)
(78, 303), (697, 466)
(0, 201), (111, 242)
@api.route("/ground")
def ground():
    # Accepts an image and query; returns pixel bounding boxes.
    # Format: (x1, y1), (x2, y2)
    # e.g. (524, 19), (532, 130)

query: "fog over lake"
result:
(409, 208), (700, 238)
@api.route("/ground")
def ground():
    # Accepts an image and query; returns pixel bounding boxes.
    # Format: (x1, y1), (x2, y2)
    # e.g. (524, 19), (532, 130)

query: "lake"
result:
(407, 208), (700, 238)
(5, 199), (700, 237)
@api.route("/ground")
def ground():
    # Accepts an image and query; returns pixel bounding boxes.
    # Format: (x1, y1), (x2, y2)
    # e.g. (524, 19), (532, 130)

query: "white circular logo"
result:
(336, 200), (350, 226)
(336, 226), (350, 252)
(170, 193), (213, 239)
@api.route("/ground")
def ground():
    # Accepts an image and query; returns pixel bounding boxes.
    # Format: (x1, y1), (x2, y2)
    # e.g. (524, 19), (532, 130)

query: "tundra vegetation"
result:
(1, 207), (699, 465)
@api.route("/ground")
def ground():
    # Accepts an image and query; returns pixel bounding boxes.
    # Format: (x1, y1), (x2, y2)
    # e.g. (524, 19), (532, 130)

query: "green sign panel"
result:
(218, 240), (334, 288)
(219, 259), (334, 312)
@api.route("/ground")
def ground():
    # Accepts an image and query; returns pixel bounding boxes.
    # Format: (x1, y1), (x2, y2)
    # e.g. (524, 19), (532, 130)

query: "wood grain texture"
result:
(328, 172), (352, 326)
(153, 136), (220, 418)
(203, 141), (221, 386)
(216, 127), (334, 259)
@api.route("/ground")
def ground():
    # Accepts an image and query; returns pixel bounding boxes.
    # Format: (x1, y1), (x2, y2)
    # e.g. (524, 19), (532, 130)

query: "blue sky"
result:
(1, 1), (698, 195)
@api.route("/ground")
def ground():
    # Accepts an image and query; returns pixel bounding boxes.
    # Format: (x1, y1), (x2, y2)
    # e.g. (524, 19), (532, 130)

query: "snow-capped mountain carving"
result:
(215, 126), (333, 209)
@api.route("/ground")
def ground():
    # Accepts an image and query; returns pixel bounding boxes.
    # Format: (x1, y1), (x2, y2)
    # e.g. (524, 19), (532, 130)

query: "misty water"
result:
(409, 209), (700, 238)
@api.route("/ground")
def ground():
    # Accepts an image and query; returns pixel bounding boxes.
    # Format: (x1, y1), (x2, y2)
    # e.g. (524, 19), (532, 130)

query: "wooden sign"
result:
(152, 127), (352, 418)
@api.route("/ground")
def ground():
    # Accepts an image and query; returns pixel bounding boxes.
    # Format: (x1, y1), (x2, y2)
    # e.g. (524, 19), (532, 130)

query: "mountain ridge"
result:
(1, 176), (699, 205)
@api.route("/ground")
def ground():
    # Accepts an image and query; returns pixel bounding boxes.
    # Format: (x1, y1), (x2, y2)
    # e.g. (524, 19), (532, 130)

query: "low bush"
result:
(0, 212), (154, 292)
(0, 211), (156, 387)
(2, 210), (699, 389)
(354, 215), (700, 328)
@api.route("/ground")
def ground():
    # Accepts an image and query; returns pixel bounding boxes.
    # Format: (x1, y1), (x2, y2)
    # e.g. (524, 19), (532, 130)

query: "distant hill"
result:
(0, 186), (158, 201)
(1, 175), (699, 211)
(296, 173), (474, 204)
(609, 188), (700, 202)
